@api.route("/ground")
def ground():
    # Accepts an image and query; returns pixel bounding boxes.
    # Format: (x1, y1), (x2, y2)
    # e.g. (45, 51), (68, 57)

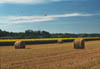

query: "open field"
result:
(0, 40), (100, 69)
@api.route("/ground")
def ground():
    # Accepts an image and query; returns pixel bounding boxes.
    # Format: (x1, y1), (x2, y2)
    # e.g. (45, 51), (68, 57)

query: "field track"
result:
(0, 40), (100, 69)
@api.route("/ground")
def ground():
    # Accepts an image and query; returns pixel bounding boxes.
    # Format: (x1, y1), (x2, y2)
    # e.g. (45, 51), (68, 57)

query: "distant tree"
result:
(0, 29), (100, 39)
(41, 31), (51, 38)
(25, 30), (33, 34)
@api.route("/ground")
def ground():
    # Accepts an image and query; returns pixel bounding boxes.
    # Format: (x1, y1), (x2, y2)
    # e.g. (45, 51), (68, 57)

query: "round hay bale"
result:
(74, 39), (85, 49)
(14, 41), (25, 49)
(57, 39), (63, 43)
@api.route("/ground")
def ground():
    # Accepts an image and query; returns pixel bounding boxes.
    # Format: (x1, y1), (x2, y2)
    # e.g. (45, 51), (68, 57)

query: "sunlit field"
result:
(0, 40), (100, 69)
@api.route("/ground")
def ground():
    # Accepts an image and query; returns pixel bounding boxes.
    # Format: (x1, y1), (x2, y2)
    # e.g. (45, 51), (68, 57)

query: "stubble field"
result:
(0, 40), (100, 69)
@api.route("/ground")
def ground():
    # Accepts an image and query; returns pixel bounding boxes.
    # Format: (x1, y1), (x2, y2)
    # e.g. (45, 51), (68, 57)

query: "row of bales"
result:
(14, 39), (85, 49)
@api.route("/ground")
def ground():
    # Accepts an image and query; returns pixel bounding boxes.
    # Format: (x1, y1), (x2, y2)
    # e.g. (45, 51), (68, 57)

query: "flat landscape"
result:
(0, 40), (100, 69)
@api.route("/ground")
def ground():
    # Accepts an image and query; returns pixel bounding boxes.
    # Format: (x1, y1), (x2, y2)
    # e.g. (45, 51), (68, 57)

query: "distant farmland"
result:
(0, 37), (100, 42)
(0, 40), (100, 69)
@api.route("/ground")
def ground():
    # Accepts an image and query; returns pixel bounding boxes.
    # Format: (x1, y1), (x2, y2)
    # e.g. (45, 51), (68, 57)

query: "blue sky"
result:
(0, 0), (100, 33)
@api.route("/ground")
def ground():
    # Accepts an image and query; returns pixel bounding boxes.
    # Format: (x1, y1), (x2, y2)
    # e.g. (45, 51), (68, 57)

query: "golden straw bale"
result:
(74, 39), (85, 49)
(58, 39), (63, 43)
(14, 41), (25, 49)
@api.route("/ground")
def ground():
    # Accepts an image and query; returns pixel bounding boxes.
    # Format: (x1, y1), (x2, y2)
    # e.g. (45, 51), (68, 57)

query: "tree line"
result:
(0, 29), (100, 39)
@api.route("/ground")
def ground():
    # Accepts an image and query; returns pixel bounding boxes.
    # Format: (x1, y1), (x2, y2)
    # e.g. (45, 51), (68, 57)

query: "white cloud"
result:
(0, 13), (99, 24)
(0, 0), (64, 4)
(0, 0), (87, 4)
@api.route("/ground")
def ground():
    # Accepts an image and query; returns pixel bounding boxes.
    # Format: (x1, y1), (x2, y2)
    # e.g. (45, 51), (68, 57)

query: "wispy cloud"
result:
(0, 0), (61, 4)
(0, 0), (87, 4)
(0, 13), (99, 24)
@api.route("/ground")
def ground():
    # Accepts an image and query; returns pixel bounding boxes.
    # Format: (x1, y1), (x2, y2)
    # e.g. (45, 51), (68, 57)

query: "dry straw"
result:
(14, 41), (25, 49)
(74, 39), (85, 49)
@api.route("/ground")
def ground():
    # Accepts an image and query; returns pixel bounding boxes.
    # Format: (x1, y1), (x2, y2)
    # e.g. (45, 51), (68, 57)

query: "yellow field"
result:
(0, 40), (100, 69)
(0, 37), (100, 42)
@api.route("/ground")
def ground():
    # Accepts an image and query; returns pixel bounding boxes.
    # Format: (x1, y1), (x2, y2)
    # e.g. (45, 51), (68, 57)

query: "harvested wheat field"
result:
(0, 40), (100, 69)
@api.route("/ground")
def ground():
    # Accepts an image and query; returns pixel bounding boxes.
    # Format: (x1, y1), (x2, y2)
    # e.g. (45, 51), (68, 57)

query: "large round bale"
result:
(57, 39), (63, 43)
(74, 39), (85, 49)
(14, 41), (26, 49)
